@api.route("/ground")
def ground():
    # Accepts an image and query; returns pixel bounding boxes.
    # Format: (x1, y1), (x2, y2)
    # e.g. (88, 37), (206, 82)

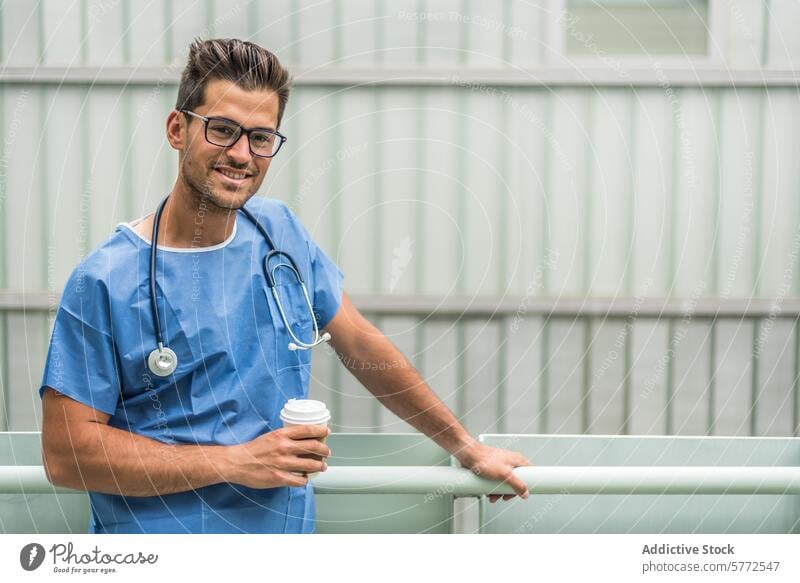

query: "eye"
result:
(210, 125), (235, 137)
(251, 132), (274, 145)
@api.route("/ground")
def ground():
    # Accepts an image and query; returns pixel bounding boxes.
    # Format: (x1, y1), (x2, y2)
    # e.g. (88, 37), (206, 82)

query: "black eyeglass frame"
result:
(180, 109), (287, 158)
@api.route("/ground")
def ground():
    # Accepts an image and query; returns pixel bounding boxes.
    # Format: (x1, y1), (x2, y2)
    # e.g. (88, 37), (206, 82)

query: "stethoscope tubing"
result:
(147, 195), (329, 376)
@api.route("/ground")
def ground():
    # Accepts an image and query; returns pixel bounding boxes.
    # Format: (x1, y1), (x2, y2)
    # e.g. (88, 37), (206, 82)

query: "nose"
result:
(225, 131), (253, 164)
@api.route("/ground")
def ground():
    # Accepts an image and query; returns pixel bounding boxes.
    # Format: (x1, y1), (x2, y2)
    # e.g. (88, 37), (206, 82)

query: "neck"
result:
(157, 184), (237, 249)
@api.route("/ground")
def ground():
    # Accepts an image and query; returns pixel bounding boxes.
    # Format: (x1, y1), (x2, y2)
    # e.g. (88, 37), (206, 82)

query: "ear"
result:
(166, 110), (185, 151)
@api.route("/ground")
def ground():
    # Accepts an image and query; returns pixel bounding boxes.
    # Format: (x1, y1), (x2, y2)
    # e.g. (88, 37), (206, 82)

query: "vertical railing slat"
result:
(0, 312), (7, 432)
(0, 84), (5, 431)
(497, 317), (508, 434)
(540, 316), (550, 433)
(540, 91), (551, 294)
(373, 88), (383, 292)
(581, 317), (592, 433)
(710, 89), (723, 296)
(793, 316), (799, 437)
(761, 0), (772, 67)
(622, 314), (632, 435)
(751, 318), (761, 436)
(456, 318), (466, 429)
(625, 91), (636, 296)
(752, 88), (766, 297)
(583, 89), (594, 294)
(665, 319), (675, 435)
(415, 89), (424, 294)
(163, 0), (173, 64)
(708, 317), (718, 435)
(371, 315), (383, 432)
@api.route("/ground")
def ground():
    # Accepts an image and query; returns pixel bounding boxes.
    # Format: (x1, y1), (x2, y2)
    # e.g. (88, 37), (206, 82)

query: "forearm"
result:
(332, 328), (478, 457)
(44, 421), (232, 497)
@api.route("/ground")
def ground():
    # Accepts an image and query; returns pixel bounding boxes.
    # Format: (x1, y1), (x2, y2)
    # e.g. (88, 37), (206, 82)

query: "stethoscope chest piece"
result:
(148, 344), (178, 377)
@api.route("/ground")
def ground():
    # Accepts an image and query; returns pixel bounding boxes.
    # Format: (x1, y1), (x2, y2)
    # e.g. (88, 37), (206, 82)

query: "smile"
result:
(213, 167), (253, 182)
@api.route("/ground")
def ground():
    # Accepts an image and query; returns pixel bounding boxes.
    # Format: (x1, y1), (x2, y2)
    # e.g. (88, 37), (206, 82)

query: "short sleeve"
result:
(307, 238), (345, 329)
(253, 198), (346, 329)
(279, 203), (344, 328)
(39, 270), (122, 415)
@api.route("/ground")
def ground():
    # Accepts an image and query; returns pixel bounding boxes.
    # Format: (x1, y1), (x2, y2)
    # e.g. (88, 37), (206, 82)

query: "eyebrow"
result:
(207, 114), (277, 133)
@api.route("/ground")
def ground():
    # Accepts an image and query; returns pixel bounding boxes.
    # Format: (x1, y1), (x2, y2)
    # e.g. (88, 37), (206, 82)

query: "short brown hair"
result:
(176, 38), (292, 127)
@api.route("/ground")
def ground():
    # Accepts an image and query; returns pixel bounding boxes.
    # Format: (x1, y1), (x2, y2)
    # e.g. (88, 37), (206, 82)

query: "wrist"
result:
(451, 436), (482, 466)
(213, 444), (240, 484)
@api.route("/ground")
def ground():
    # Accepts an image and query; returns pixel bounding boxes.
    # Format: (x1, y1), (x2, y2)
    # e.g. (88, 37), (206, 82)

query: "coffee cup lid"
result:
(280, 399), (331, 425)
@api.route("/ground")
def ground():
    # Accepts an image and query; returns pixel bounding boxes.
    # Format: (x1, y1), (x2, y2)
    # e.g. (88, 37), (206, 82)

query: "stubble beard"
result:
(183, 158), (251, 217)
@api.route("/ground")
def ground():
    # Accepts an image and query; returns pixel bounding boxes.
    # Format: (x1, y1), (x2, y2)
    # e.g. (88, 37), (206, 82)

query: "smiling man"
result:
(39, 38), (531, 534)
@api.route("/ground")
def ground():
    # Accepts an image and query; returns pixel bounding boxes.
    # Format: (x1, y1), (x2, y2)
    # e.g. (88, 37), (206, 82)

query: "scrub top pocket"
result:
(265, 280), (314, 374)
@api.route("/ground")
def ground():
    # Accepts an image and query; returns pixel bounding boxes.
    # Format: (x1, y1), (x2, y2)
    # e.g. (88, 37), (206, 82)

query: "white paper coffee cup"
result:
(279, 399), (331, 478)
(280, 398), (331, 427)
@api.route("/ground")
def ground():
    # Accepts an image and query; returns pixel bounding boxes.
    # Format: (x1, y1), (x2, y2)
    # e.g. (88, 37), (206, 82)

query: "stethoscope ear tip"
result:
(288, 332), (331, 352)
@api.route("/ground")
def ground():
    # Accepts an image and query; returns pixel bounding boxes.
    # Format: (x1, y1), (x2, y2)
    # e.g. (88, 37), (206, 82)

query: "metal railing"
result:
(3, 465), (800, 496)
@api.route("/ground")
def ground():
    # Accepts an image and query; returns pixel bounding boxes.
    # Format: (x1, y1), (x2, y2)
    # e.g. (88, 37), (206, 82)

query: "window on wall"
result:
(563, 0), (710, 57)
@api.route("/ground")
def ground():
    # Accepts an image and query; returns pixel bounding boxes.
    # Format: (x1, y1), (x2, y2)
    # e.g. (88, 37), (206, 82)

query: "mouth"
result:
(212, 165), (255, 185)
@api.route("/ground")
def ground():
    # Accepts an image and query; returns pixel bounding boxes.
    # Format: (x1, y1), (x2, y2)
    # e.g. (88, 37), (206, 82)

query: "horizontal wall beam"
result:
(4, 290), (800, 319)
(0, 67), (798, 87)
(3, 465), (800, 496)
(354, 295), (800, 319)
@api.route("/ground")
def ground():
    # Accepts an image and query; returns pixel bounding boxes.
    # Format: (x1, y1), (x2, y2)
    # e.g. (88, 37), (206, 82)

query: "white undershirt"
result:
(117, 214), (239, 253)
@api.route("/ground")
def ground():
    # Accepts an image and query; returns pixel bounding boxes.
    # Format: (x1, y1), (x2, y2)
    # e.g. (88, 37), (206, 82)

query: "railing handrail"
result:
(3, 465), (800, 496)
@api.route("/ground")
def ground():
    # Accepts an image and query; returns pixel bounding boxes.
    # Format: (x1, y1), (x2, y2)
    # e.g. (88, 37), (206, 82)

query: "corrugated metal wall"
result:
(0, 0), (799, 435)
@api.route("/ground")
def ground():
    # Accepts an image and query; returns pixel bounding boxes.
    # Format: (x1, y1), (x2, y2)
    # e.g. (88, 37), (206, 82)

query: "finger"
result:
(299, 453), (325, 462)
(276, 470), (309, 488)
(289, 439), (332, 458)
(505, 472), (529, 499)
(282, 424), (330, 440)
(503, 494), (515, 501)
(488, 495), (499, 503)
(515, 454), (533, 467)
(284, 457), (328, 474)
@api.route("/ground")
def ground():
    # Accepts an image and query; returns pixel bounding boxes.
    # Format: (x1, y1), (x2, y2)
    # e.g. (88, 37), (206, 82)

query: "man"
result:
(40, 38), (530, 534)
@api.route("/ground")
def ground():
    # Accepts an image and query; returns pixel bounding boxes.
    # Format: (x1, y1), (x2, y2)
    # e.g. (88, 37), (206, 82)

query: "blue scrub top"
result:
(39, 197), (344, 534)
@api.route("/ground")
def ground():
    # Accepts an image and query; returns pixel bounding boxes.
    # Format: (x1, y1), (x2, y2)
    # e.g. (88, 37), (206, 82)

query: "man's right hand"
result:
(227, 425), (331, 489)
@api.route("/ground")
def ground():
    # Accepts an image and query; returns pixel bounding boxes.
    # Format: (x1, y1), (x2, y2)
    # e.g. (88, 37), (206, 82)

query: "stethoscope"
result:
(146, 195), (331, 377)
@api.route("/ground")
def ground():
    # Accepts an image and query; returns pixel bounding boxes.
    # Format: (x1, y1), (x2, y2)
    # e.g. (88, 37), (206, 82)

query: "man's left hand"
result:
(456, 442), (533, 503)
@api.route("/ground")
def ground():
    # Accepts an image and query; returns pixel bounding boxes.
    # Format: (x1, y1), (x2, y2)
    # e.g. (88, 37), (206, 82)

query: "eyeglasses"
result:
(180, 109), (287, 158)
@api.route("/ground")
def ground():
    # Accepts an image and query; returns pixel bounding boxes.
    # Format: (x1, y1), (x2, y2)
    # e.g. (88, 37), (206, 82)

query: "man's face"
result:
(173, 78), (281, 213)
